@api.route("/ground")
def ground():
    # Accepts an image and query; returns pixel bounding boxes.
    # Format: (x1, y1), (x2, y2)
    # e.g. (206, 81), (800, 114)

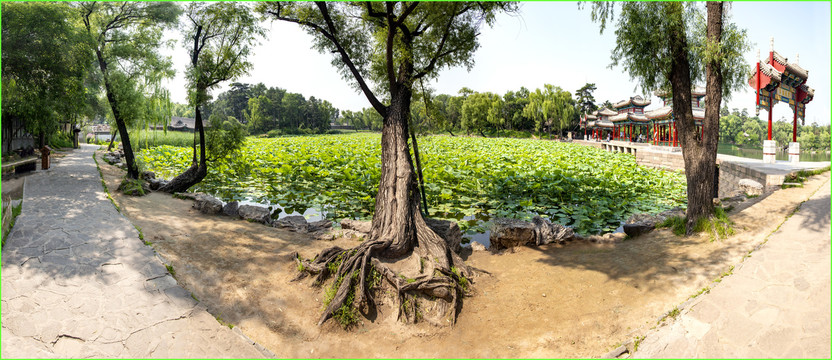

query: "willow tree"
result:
(79, 2), (180, 179)
(159, 2), (263, 193)
(588, 1), (749, 232)
(259, 1), (516, 326)
(523, 84), (574, 138)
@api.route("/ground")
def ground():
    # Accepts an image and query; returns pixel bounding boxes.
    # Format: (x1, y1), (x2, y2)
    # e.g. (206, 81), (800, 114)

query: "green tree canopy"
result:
(2, 2), (95, 149)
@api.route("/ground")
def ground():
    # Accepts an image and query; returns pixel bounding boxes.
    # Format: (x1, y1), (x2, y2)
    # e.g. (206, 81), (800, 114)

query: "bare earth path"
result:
(633, 175), (831, 358)
(1, 144), (265, 358)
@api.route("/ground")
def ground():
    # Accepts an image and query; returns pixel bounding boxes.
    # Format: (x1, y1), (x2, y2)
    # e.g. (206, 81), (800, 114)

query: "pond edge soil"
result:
(96, 149), (829, 358)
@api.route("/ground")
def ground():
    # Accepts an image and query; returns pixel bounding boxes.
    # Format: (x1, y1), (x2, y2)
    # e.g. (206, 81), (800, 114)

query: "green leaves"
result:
(140, 134), (686, 235)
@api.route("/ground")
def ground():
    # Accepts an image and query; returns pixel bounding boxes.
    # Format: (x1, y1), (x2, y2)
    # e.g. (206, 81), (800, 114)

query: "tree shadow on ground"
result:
(796, 193), (830, 234)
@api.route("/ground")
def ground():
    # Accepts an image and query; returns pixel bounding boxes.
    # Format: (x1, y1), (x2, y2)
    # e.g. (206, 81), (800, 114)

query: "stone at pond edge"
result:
(470, 242), (487, 252)
(148, 178), (168, 191)
(490, 218), (536, 250)
(272, 215), (307, 231)
(193, 194), (222, 215)
(308, 219), (332, 233)
(490, 216), (574, 250)
(340, 219), (372, 234)
(739, 178), (764, 196)
(424, 218), (463, 254)
(531, 216), (574, 246)
(222, 201), (239, 217)
(623, 223), (654, 238)
(238, 205), (271, 224)
(140, 171), (156, 181)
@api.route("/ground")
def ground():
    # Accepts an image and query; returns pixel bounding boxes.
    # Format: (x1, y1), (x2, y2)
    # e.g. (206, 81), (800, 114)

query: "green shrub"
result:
(49, 131), (74, 148)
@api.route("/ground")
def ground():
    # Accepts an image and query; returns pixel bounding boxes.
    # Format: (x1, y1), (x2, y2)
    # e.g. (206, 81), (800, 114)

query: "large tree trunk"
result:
(666, 2), (720, 234)
(158, 107), (208, 193)
(295, 87), (472, 327)
(95, 49), (139, 179)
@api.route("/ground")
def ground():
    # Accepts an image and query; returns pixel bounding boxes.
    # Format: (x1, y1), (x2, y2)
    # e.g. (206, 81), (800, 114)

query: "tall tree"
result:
(260, 1), (517, 326)
(523, 84), (573, 137)
(160, 2), (263, 193)
(589, 1), (749, 232)
(79, 1), (180, 179)
(574, 82), (598, 116)
(2, 2), (94, 150)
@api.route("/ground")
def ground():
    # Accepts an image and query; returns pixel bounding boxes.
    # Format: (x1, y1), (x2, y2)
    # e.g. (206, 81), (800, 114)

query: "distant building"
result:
(88, 124), (113, 142)
(168, 116), (210, 132)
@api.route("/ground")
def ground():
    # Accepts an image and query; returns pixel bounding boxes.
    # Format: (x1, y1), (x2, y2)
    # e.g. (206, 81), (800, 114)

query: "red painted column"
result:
(768, 102), (773, 140)
(673, 122), (677, 147)
(793, 108), (798, 142)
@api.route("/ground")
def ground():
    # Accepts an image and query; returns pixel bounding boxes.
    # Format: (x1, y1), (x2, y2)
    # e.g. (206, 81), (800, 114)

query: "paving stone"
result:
(1, 145), (265, 358)
(632, 175), (831, 358)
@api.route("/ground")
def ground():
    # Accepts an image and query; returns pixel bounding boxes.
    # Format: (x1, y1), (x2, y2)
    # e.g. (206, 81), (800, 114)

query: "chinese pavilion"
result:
(581, 89), (709, 147)
(644, 87), (707, 147)
(610, 95), (651, 142)
(582, 108), (617, 140)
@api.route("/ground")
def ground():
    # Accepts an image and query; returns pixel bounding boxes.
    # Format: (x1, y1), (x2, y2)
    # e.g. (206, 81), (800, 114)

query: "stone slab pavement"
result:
(1, 144), (268, 358)
(632, 174), (831, 358)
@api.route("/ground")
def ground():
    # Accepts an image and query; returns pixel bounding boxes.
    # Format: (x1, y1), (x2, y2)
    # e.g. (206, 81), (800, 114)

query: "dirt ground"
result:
(97, 150), (829, 358)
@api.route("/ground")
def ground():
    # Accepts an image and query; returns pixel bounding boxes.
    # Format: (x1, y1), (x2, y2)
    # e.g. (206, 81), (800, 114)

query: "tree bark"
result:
(95, 49), (139, 179)
(666, 2), (720, 234)
(158, 107), (207, 193)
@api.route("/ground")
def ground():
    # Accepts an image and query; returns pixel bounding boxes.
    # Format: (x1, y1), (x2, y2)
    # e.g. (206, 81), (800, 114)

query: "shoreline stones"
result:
(193, 194), (222, 215)
(238, 204), (271, 224)
(489, 216), (575, 250)
(222, 201), (239, 217)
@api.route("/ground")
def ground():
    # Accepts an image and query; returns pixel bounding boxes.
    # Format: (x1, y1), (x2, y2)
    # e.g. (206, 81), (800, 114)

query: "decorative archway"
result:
(749, 38), (815, 163)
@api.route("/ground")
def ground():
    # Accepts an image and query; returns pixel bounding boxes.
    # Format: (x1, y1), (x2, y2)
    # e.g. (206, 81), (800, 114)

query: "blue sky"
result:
(162, 1), (831, 125)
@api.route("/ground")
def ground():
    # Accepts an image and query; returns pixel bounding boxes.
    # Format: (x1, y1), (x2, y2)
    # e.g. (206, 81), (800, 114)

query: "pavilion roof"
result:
(765, 51), (808, 80)
(655, 86), (706, 98)
(613, 95), (651, 109)
(644, 106), (705, 121)
(646, 106), (672, 120)
(610, 112), (650, 123)
(597, 108), (617, 116)
(585, 114), (598, 120)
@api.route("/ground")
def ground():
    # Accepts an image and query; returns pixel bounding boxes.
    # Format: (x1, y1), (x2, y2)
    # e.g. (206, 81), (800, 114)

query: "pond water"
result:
(718, 143), (831, 162)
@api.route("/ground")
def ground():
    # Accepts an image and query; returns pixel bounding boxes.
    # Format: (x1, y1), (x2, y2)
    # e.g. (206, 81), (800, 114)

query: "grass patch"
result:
(694, 206), (735, 242)
(657, 215), (686, 236)
(117, 177), (146, 196)
(657, 206), (735, 241)
(657, 307), (681, 325)
(785, 166), (831, 184)
(1, 200), (23, 249)
(215, 315), (234, 329)
(93, 153), (122, 213)
(165, 264), (176, 278)
(633, 335), (645, 352)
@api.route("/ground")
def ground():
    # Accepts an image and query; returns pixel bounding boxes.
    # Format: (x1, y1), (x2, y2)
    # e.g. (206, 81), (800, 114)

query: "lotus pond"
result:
(137, 133), (687, 235)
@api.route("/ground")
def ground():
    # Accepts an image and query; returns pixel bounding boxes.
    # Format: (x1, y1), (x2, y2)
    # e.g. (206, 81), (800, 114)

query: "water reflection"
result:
(718, 143), (831, 162)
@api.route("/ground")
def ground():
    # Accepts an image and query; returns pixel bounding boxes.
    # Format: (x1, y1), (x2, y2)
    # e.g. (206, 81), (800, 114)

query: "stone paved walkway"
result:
(632, 174), (831, 358)
(1, 145), (266, 358)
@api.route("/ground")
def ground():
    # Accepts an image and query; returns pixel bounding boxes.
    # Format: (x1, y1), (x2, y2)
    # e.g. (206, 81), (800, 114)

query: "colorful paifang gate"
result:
(748, 38), (815, 141)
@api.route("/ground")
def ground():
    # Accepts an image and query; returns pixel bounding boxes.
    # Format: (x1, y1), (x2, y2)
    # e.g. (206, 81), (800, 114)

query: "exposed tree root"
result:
(292, 215), (475, 328)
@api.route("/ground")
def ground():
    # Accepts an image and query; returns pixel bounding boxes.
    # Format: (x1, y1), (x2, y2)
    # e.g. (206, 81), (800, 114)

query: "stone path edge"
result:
(92, 150), (276, 359)
(598, 173), (830, 358)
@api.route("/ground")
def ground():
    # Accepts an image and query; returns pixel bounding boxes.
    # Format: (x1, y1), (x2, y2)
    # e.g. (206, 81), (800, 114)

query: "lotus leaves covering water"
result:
(138, 133), (686, 235)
